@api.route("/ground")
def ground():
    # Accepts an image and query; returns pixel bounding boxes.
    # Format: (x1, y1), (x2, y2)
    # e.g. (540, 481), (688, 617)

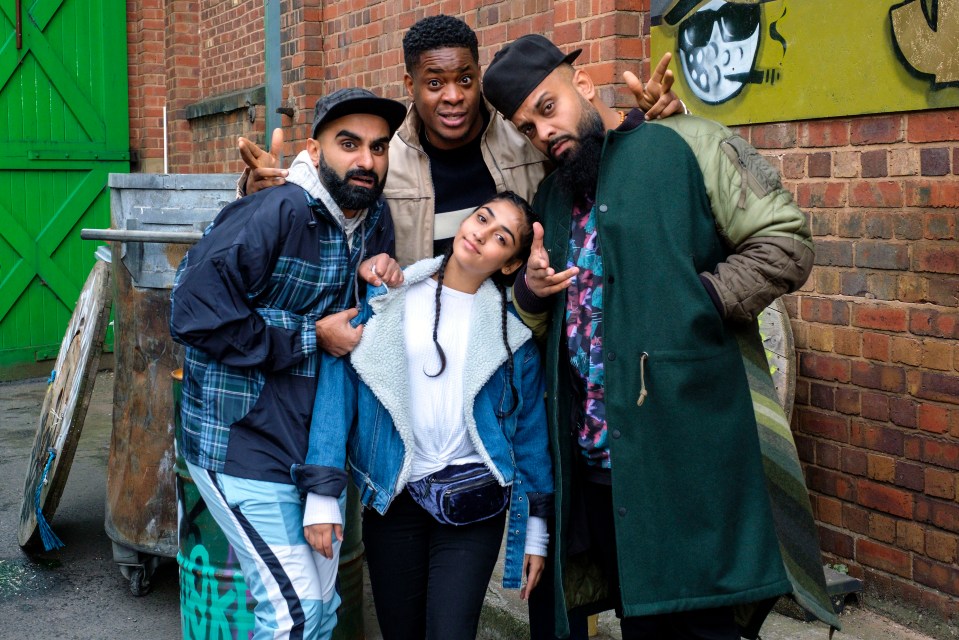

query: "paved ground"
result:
(0, 371), (948, 639)
(0, 371), (181, 639)
(482, 546), (944, 640)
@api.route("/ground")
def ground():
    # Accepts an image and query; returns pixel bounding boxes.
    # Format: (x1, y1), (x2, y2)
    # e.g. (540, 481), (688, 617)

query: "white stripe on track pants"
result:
(186, 460), (344, 640)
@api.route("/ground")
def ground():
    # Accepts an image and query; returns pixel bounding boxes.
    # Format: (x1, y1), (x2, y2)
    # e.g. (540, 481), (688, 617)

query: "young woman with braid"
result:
(293, 191), (553, 640)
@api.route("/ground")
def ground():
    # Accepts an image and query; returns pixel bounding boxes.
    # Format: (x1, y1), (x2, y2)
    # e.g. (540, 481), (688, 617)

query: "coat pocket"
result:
(615, 345), (783, 603)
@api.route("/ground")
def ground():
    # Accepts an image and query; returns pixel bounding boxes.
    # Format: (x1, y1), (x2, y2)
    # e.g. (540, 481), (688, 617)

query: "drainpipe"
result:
(264, 0), (281, 152)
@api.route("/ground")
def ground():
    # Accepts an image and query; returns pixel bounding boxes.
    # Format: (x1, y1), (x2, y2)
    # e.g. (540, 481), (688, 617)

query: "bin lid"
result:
(18, 260), (113, 549)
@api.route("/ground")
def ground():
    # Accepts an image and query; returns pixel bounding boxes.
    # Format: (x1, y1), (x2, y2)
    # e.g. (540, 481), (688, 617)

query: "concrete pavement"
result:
(0, 371), (181, 640)
(480, 541), (942, 640)
(0, 371), (946, 639)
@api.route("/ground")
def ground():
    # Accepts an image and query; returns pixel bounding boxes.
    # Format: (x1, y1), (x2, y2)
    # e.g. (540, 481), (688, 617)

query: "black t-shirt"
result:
(420, 108), (498, 257)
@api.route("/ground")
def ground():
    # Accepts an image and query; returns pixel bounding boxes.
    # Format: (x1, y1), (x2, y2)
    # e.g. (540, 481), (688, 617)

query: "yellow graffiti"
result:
(651, 0), (959, 126)
(892, 0), (959, 84)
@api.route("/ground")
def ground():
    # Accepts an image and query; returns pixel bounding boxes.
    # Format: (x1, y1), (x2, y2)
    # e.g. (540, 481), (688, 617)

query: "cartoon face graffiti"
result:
(678, 0), (761, 104)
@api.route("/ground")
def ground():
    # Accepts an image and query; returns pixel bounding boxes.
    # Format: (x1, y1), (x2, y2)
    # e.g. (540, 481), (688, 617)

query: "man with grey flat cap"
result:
(171, 88), (406, 640)
(482, 35), (839, 640)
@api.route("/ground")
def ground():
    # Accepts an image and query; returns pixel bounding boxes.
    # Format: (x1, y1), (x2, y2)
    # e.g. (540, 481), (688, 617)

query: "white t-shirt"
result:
(404, 277), (483, 481)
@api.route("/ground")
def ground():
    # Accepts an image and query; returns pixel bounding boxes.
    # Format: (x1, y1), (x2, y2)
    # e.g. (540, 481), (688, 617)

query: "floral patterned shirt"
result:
(565, 199), (609, 468)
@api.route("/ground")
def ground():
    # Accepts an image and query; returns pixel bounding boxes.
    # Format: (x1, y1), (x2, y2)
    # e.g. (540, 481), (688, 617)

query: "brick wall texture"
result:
(126, 0), (959, 628)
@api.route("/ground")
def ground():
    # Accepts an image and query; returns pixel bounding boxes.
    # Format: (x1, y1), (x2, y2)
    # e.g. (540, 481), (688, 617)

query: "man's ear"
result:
(572, 68), (596, 102)
(404, 72), (414, 99)
(306, 137), (321, 167)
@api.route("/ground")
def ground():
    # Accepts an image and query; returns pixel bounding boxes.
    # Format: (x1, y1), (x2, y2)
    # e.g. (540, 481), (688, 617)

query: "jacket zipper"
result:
(720, 139), (770, 209)
(440, 468), (497, 491)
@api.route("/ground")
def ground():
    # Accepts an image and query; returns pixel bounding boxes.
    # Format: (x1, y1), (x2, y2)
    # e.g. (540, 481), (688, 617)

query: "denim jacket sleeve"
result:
(501, 341), (554, 589)
(291, 350), (356, 497)
(511, 341), (554, 517)
(293, 282), (386, 496)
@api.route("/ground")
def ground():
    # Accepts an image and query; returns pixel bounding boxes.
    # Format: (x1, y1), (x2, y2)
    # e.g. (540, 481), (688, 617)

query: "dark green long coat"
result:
(525, 116), (839, 637)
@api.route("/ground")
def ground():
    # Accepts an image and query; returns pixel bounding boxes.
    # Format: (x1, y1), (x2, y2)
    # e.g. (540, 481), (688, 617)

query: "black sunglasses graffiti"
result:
(679, 2), (761, 49)
(676, 0), (766, 104)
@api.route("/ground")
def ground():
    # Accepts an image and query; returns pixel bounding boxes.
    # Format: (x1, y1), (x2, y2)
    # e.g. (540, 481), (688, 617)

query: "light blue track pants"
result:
(186, 460), (344, 640)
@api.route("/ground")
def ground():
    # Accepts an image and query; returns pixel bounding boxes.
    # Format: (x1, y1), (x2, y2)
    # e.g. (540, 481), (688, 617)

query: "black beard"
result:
(319, 155), (384, 210)
(551, 104), (605, 200)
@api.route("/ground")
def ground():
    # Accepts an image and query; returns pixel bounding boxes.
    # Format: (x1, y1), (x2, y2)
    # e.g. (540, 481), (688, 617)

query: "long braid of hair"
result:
(496, 281), (519, 417)
(424, 249), (452, 378)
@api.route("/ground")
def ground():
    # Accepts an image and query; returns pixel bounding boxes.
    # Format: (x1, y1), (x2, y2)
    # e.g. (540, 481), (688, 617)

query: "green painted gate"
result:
(0, 0), (129, 379)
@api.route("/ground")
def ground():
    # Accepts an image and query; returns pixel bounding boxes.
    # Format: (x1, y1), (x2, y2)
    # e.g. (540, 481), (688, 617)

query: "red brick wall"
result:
(127, 0), (166, 173)
(771, 110), (959, 627)
(127, 0), (655, 170)
(127, 0), (267, 172)
(125, 0), (959, 629)
(178, 1), (269, 173)
(164, 1), (201, 171)
(199, 1), (265, 95)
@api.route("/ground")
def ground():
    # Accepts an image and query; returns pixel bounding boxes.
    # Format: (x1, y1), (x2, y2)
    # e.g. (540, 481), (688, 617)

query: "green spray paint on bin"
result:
(177, 491), (257, 638)
(172, 371), (365, 640)
(173, 370), (256, 639)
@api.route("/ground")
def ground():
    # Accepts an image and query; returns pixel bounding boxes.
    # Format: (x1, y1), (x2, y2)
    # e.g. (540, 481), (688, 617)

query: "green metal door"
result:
(0, 0), (129, 378)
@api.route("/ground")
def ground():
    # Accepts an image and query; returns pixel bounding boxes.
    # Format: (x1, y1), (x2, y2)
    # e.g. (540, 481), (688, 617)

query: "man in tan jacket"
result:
(238, 16), (683, 268)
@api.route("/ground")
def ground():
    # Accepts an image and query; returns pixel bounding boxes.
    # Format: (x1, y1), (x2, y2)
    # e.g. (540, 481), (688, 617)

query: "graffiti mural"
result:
(651, 0), (959, 125)
(891, 0), (959, 86)
(179, 543), (253, 640)
(177, 470), (257, 640)
(673, 0), (768, 104)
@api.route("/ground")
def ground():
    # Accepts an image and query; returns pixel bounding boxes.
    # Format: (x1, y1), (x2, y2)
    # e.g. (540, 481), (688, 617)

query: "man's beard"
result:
(550, 101), (605, 200)
(319, 154), (384, 211)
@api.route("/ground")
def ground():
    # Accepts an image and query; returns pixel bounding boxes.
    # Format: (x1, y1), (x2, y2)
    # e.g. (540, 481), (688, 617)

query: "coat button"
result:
(608, 275), (615, 284)
(618, 507), (627, 517)
(599, 204), (608, 212)
(612, 430), (621, 439)
(608, 351), (616, 361)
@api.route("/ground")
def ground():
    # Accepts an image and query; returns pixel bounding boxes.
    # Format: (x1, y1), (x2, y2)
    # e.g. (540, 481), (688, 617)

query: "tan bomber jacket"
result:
(384, 99), (549, 266)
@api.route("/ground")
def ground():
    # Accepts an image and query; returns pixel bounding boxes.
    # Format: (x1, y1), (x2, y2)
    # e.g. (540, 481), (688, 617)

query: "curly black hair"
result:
(402, 14), (479, 73)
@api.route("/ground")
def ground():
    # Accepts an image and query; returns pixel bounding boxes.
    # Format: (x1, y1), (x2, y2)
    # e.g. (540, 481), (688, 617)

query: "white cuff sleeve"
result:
(524, 515), (548, 557)
(303, 493), (342, 527)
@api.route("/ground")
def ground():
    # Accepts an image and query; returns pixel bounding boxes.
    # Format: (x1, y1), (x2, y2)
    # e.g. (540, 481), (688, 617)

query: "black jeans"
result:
(581, 481), (740, 640)
(362, 489), (508, 640)
(527, 519), (589, 640)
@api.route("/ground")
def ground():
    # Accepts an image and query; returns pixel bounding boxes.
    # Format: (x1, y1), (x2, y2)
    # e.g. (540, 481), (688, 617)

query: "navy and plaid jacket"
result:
(170, 183), (394, 484)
